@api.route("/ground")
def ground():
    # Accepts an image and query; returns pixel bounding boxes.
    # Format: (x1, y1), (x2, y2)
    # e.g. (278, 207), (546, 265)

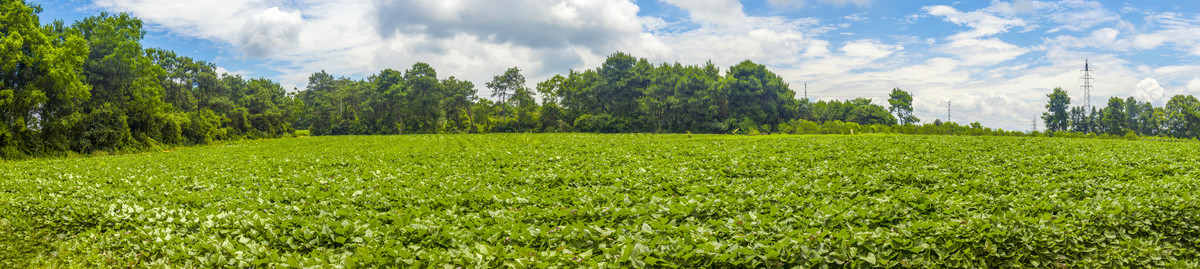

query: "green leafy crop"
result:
(2, 134), (1198, 268)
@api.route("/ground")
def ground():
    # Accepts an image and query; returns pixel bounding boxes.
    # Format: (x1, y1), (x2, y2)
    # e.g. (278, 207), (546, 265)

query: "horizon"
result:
(30, 0), (1200, 131)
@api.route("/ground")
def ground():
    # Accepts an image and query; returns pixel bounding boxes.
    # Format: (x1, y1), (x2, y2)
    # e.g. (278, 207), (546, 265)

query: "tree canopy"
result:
(1039, 87), (1200, 139)
(1042, 87), (1070, 132)
(889, 88), (918, 125)
(1, 1), (297, 158)
(293, 53), (904, 135)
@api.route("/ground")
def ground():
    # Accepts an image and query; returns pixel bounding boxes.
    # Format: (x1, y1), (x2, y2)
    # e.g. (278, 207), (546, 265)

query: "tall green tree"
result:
(1068, 106), (1092, 133)
(846, 98), (897, 125)
(596, 52), (648, 126)
(73, 12), (172, 150)
(1042, 88), (1070, 132)
(1164, 95), (1200, 138)
(536, 75), (567, 132)
(723, 60), (795, 128)
(1100, 97), (1126, 135)
(888, 88), (918, 125)
(370, 69), (405, 134)
(486, 67), (525, 104)
(403, 63), (445, 133)
(441, 77), (476, 132)
(0, 0), (90, 156)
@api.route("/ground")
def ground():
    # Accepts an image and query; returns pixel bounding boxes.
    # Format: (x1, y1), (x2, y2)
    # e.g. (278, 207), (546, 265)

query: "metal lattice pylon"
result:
(1081, 60), (1094, 111)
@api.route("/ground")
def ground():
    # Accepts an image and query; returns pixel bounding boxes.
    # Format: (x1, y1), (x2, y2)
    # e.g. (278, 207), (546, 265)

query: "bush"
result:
(186, 109), (225, 145)
(574, 114), (622, 133)
(72, 104), (133, 153)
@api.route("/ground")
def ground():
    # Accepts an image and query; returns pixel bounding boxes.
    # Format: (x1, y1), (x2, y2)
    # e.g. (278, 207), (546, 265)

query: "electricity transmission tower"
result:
(947, 101), (951, 123)
(1081, 59), (1094, 111)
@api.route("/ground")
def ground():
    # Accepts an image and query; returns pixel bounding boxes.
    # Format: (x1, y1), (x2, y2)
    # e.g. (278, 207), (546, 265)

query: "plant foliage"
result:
(3, 134), (1199, 267)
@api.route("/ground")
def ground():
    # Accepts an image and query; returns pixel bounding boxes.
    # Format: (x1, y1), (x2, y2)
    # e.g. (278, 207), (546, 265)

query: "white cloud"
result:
(925, 5), (1027, 40)
(92, 0), (254, 41)
(843, 13), (867, 22)
(94, 0), (660, 93)
(941, 38), (1029, 66)
(1089, 27), (1118, 44)
(1132, 33), (1169, 49)
(990, 0), (1036, 16)
(372, 0), (644, 51)
(1132, 78), (1166, 105)
(239, 7), (304, 57)
(650, 17), (818, 67)
(841, 39), (898, 59)
(1036, 0), (1118, 33)
(1040, 28), (1128, 51)
(1188, 78), (1200, 94)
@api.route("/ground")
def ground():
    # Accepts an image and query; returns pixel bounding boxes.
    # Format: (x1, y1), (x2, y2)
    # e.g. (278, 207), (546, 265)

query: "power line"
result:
(1154, 65), (1200, 82)
(1142, 36), (1200, 68)
(1125, 26), (1199, 74)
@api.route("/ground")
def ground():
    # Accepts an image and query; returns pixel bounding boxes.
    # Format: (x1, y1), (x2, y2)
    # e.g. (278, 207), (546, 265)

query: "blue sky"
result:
(29, 0), (1200, 130)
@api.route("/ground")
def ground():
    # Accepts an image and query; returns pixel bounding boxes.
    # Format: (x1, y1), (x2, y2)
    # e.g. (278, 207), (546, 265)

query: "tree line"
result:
(295, 53), (922, 136)
(1, 1), (297, 158)
(11, 1), (1183, 158)
(8, 2), (950, 158)
(1042, 87), (1200, 139)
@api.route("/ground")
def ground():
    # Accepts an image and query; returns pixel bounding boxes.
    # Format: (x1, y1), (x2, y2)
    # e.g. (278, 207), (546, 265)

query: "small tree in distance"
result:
(1042, 87), (1071, 132)
(487, 67), (526, 105)
(888, 88), (919, 125)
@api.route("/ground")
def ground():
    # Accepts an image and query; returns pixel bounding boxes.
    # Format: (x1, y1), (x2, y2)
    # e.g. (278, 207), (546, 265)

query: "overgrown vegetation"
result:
(1, 1), (297, 158)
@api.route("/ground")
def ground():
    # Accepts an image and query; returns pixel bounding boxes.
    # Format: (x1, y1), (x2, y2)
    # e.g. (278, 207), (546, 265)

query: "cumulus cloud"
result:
(1134, 78), (1166, 104)
(648, 1), (843, 70)
(91, 0), (667, 93)
(92, 0), (254, 41)
(372, 0), (644, 51)
(239, 7), (304, 57)
(652, 20), (813, 68)
(1189, 78), (1200, 94)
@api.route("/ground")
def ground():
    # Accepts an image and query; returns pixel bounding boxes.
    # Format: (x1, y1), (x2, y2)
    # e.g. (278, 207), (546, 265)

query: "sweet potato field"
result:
(2, 134), (1199, 267)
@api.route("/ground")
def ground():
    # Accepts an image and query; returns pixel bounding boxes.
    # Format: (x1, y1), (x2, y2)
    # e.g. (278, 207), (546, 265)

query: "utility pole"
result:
(1081, 59), (1094, 112)
(804, 83), (808, 100)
